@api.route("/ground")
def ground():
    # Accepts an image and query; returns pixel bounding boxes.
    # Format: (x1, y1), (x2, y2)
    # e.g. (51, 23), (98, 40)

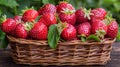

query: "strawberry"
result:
(61, 23), (76, 40)
(90, 8), (107, 20)
(22, 9), (39, 22)
(59, 12), (76, 25)
(13, 15), (22, 22)
(39, 13), (57, 27)
(56, 2), (75, 13)
(14, 23), (28, 38)
(107, 20), (118, 38)
(91, 20), (107, 39)
(75, 8), (91, 23)
(0, 16), (17, 34)
(38, 4), (56, 15)
(29, 22), (48, 40)
(77, 22), (91, 37)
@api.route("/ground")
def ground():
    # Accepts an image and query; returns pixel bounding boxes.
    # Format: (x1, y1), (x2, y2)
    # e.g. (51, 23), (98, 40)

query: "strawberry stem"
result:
(83, 8), (93, 20)
(61, 8), (75, 14)
(24, 22), (34, 32)
(104, 12), (115, 25)
(19, 6), (35, 15)
(95, 29), (106, 39)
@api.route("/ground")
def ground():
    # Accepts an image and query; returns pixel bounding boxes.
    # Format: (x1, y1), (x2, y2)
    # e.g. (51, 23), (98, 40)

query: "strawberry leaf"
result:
(81, 36), (86, 42)
(48, 24), (60, 49)
(87, 34), (101, 42)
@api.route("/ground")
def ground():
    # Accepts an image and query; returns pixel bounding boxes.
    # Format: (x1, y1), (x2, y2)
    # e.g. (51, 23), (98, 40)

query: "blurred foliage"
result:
(0, 0), (120, 48)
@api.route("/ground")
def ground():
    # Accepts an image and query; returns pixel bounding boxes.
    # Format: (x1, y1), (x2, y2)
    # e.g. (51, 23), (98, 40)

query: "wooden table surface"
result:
(0, 42), (120, 67)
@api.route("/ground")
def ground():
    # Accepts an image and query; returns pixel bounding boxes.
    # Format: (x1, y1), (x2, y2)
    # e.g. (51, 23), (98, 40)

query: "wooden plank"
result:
(0, 42), (120, 67)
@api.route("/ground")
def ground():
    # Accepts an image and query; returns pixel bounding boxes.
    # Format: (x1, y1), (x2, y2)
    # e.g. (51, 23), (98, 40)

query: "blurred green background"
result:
(0, 0), (120, 48)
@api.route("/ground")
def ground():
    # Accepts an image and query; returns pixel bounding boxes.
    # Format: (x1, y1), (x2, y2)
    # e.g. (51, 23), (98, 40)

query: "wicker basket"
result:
(7, 36), (116, 66)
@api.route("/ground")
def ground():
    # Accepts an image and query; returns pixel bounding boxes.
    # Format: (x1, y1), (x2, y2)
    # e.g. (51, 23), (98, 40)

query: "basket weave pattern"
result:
(7, 36), (115, 65)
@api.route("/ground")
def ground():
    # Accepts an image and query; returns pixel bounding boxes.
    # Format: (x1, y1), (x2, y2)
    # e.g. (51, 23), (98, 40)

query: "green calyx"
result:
(83, 8), (93, 20)
(56, 21), (67, 34)
(24, 22), (34, 32)
(20, 6), (35, 15)
(104, 12), (115, 25)
(77, 34), (86, 42)
(61, 8), (75, 14)
(95, 29), (106, 39)
(0, 15), (7, 24)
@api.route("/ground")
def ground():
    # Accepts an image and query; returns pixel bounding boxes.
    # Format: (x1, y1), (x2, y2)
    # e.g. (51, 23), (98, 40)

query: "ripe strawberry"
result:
(13, 15), (22, 22)
(29, 22), (48, 40)
(58, 7), (76, 25)
(1, 16), (17, 34)
(77, 22), (91, 37)
(39, 13), (57, 27)
(22, 9), (39, 22)
(56, 2), (75, 13)
(91, 20), (107, 38)
(14, 23), (28, 38)
(61, 23), (76, 40)
(59, 12), (76, 25)
(38, 4), (56, 15)
(90, 8), (107, 20)
(107, 20), (118, 38)
(75, 8), (91, 23)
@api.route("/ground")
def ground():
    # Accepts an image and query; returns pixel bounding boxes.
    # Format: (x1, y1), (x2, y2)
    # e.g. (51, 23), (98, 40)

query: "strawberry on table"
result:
(22, 9), (39, 22)
(29, 22), (48, 40)
(38, 4), (56, 15)
(61, 23), (76, 40)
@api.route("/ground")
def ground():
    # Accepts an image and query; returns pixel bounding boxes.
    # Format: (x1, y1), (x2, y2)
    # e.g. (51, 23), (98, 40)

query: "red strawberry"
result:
(1, 16), (17, 34)
(38, 4), (56, 15)
(56, 2), (75, 13)
(14, 23), (28, 38)
(91, 20), (107, 38)
(107, 20), (118, 38)
(77, 22), (91, 37)
(29, 22), (48, 40)
(59, 12), (76, 25)
(61, 23), (76, 40)
(90, 8), (107, 20)
(75, 8), (91, 23)
(22, 9), (39, 22)
(39, 13), (57, 27)
(13, 15), (22, 22)
(58, 7), (76, 25)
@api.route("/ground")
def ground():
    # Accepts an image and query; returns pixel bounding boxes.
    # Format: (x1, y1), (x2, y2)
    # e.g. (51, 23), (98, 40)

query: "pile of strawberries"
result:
(0, 2), (119, 42)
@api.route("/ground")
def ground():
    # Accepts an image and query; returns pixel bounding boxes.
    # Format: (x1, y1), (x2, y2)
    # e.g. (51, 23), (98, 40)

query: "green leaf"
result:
(0, 36), (9, 49)
(48, 24), (60, 49)
(0, 0), (18, 8)
(81, 37), (86, 42)
(87, 34), (101, 42)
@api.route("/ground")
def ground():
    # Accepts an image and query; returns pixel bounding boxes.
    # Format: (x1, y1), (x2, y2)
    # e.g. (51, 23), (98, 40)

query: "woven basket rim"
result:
(7, 36), (116, 46)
